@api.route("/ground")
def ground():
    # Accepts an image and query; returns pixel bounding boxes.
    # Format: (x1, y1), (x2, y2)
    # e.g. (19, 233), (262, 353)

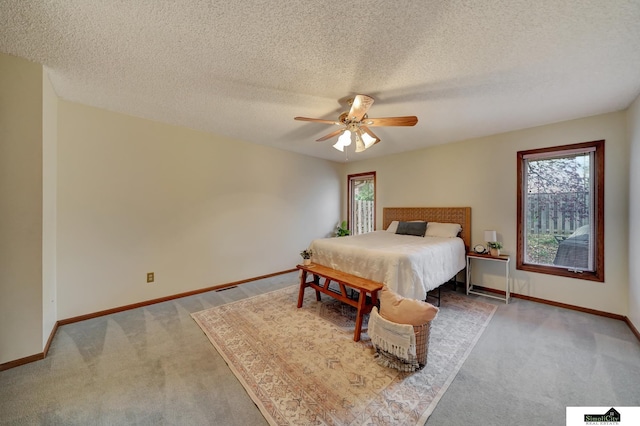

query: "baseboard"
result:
(470, 285), (627, 321)
(0, 353), (44, 372)
(43, 321), (59, 357)
(58, 269), (296, 325)
(4, 275), (636, 372)
(1, 269), (296, 371)
(625, 317), (640, 342)
(0, 321), (59, 372)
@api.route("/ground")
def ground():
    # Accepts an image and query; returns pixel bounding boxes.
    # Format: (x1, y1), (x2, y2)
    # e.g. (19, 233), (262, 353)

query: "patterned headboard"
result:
(382, 207), (472, 251)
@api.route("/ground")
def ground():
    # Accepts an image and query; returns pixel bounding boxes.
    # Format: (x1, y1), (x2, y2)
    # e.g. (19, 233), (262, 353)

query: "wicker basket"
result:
(369, 310), (433, 372)
(413, 321), (431, 368)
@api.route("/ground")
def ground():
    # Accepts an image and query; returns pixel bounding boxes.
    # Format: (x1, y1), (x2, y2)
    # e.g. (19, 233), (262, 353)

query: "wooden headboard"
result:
(383, 207), (472, 251)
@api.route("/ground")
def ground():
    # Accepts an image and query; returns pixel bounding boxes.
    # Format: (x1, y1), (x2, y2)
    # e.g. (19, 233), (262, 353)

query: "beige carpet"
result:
(192, 285), (496, 425)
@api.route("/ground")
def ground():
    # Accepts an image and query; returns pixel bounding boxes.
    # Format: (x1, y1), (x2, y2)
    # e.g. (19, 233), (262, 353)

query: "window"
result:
(516, 140), (604, 282)
(348, 172), (376, 235)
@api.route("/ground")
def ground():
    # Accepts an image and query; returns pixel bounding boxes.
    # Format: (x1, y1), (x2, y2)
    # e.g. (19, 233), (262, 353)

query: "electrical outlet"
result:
(147, 272), (154, 283)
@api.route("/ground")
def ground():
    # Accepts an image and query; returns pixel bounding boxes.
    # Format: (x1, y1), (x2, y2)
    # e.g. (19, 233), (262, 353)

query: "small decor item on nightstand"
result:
(487, 241), (503, 257)
(300, 249), (313, 265)
(473, 244), (486, 254)
(484, 230), (502, 256)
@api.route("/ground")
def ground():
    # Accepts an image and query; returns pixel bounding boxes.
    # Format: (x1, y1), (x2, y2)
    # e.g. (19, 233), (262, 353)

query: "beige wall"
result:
(56, 101), (342, 319)
(0, 53), (44, 363)
(628, 93), (640, 331)
(42, 70), (58, 346)
(343, 111), (630, 315)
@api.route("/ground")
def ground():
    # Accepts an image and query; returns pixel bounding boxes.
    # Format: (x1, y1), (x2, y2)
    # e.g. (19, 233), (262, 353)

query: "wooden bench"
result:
(296, 263), (384, 342)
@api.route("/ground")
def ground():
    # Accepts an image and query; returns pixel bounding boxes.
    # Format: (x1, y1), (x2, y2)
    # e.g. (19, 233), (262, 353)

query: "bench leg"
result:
(297, 270), (308, 308)
(313, 274), (321, 301)
(353, 292), (368, 342)
(370, 290), (379, 307)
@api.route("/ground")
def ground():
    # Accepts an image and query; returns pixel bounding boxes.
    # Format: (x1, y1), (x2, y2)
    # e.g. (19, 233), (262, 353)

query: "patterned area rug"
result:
(192, 285), (496, 425)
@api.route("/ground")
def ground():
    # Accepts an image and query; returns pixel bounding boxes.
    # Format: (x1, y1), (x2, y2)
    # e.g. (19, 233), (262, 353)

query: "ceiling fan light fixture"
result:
(361, 131), (377, 148)
(294, 94), (418, 154)
(338, 130), (352, 146)
(355, 132), (366, 152)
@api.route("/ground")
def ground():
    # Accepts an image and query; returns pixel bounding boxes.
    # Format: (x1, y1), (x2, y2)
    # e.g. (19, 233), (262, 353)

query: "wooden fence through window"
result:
(526, 192), (590, 235)
(353, 200), (374, 235)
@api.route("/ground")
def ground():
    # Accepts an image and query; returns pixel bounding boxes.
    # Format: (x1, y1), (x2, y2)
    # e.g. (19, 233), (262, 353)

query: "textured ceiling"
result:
(2, 1), (640, 162)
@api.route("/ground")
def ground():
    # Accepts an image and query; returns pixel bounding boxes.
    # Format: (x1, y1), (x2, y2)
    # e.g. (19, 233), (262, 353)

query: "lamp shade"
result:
(361, 131), (377, 148)
(338, 130), (352, 146)
(484, 230), (497, 242)
(354, 132), (366, 152)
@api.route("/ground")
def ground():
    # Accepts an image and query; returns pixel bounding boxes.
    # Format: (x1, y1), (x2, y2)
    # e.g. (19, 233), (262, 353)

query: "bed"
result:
(309, 207), (471, 301)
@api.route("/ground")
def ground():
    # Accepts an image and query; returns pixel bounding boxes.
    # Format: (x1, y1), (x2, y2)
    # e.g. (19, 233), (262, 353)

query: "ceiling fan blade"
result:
(360, 126), (381, 146)
(363, 116), (418, 127)
(316, 128), (345, 142)
(294, 117), (342, 125)
(348, 94), (374, 121)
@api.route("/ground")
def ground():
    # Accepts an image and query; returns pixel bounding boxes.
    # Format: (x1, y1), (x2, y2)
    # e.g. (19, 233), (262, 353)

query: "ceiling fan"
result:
(294, 94), (418, 152)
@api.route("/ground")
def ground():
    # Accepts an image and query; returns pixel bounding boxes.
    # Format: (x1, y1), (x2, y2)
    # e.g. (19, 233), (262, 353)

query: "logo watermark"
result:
(567, 407), (640, 426)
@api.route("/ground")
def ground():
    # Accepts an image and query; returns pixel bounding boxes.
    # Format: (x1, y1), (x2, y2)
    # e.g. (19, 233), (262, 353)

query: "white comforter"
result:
(309, 231), (465, 300)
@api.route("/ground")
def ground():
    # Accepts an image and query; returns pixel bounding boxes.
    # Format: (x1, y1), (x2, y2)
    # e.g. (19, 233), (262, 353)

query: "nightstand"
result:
(466, 252), (510, 304)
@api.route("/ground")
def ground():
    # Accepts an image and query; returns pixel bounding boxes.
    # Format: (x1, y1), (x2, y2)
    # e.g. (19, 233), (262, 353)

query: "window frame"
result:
(516, 140), (605, 282)
(347, 171), (376, 234)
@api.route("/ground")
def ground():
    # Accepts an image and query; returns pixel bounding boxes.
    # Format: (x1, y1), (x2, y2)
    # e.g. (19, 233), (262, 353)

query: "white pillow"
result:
(425, 222), (462, 238)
